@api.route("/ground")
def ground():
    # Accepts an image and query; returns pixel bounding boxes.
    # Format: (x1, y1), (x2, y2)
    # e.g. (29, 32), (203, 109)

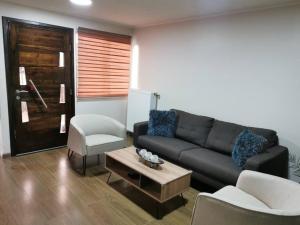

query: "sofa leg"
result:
(67, 149), (74, 160)
(82, 156), (87, 176)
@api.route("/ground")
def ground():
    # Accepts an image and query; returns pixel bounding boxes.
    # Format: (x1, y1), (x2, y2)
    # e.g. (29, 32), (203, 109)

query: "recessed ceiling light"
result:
(70, 0), (92, 6)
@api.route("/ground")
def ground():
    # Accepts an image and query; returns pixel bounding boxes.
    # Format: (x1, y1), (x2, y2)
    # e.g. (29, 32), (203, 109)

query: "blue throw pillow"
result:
(147, 110), (177, 138)
(232, 129), (267, 168)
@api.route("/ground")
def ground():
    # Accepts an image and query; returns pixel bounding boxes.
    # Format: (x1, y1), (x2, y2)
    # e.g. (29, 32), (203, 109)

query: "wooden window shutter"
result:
(78, 27), (131, 98)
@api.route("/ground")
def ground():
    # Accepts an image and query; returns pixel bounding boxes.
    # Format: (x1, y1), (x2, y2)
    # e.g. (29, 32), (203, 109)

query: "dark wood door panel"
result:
(3, 17), (74, 156)
(18, 26), (65, 49)
(18, 116), (61, 131)
(16, 132), (66, 152)
(19, 51), (60, 67)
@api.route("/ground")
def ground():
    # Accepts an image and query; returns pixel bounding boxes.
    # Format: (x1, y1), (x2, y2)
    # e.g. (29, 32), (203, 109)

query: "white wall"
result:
(0, 2), (133, 155)
(135, 5), (300, 174)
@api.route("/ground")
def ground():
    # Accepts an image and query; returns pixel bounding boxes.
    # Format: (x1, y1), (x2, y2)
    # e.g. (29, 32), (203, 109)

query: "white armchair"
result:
(67, 114), (127, 175)
(191, 170), (300, 225)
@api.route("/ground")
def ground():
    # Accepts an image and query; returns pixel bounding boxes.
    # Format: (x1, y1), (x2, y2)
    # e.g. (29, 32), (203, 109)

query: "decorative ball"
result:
(150, 155), (159, 163)
(139, 149), (147, 158)
(145, 152), (152, 160)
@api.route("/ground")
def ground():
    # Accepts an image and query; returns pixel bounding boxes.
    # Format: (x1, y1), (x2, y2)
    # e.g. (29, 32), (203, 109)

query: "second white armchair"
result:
(191, 170), (300, 225)
(67, 114), (127, 175)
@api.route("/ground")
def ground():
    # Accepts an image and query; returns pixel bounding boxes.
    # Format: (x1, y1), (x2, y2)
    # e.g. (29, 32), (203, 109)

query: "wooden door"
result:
(3, 18), (75, 156)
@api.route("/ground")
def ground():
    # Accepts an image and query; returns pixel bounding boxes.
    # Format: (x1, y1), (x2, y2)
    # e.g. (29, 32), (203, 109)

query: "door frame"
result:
(2, 17), (75, 156)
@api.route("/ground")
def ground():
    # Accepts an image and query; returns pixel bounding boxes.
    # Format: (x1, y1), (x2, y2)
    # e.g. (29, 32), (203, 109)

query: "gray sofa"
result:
(133, 109), (289, 189)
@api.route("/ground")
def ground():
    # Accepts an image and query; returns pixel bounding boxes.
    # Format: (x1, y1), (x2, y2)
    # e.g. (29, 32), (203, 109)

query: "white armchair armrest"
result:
(191, 193), (300, 225)
(237, 170), (300, 215)
(109, 119), (126, 139)
(67, 122), (87, 156)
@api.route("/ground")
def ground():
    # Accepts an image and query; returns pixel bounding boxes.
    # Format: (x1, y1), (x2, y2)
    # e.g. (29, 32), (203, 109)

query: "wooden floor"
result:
(0, 148), (200, 225)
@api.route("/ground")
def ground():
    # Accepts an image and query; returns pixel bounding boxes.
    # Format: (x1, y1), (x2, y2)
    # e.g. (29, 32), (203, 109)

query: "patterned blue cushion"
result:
(147, 110), (177, 138)
(232, 129), (267, 168)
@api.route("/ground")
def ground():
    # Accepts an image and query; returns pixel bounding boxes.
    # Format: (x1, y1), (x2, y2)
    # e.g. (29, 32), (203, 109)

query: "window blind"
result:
(78, 27), (131, 98)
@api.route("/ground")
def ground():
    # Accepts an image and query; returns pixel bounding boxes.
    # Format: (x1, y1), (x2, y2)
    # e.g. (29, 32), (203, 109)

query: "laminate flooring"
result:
(0, 148), (201, 225)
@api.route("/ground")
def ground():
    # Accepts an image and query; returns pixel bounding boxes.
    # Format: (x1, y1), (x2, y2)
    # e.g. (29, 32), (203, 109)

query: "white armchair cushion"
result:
(213, 186), (269, 210)
(86, 134), (125, 156)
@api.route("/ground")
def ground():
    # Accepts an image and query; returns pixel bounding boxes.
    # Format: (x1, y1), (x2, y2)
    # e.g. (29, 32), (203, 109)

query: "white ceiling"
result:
(2, 0), (300, 27)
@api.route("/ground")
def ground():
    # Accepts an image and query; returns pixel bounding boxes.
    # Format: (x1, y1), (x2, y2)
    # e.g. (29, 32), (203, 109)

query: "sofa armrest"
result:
(244, 145), (289, 178)
(133, 121), (148, 147)
(191, 193), (300, 225)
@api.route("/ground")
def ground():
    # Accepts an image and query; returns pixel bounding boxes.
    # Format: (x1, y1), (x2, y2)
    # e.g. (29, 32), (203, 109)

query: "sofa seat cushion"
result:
(86, 134), (124, 155)
(138, 135), (199, 161)
(179, 148), (242, 185)
(173, 110), (214, 147)
(213, 186), (270, 210)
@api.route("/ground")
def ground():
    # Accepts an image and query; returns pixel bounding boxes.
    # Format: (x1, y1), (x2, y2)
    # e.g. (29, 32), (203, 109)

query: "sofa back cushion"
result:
(206, 120), (245, 155)
(206, 120), (278, 155)
(147, 110), (177, 138)
(248, 127), (278, 148)
(232, 129), (268, 168)
(174, 110), (214, 147)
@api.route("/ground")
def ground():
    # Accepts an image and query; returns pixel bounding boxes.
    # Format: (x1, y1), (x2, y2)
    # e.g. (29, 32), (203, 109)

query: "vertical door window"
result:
(19, 67), (27, 86)
(21, 101), (29, 123)
(59, 84), (66, 104)
(60, 114), (66, 133)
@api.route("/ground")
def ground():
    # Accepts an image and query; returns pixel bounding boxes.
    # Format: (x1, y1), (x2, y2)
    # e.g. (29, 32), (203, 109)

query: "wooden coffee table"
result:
(105, 147), (192, 218)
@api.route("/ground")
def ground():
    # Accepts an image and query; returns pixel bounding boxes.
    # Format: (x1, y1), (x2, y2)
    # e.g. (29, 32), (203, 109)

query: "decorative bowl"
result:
(136, 148), (164, 169)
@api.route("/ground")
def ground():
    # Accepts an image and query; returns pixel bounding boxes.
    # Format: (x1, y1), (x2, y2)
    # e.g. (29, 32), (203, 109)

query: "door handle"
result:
(28, 79), (48, 109)
(16, 90), (29, 94)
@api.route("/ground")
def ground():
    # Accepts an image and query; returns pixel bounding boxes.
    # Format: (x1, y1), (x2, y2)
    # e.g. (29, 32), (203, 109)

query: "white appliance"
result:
(126, 89), (157, 132)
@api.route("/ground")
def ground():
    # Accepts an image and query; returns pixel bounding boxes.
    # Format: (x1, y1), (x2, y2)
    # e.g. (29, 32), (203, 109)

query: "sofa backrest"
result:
(174, 110), (214, 147)
(206, 120), (278, 155)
